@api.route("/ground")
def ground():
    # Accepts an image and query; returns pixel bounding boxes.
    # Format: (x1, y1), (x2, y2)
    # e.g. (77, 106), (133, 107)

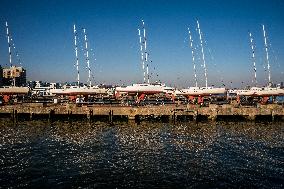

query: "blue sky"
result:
(0, 0), (283, 88)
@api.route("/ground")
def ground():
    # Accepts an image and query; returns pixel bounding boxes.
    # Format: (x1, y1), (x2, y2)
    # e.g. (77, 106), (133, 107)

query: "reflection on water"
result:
(0, 119), (283, 188)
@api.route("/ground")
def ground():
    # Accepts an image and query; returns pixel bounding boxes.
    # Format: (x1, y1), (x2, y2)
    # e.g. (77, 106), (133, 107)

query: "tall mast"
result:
(5, 22), (12, 66)
(262, 24), (271, 85)
(249, 32), (257, 86)
(188, 28), (198, 87)
(138, 28), (146, 83)
(196, 20), (208, 88)
(142, 20), (150, 83)
(73, 24), (80, 87)
(83, 28), (91, 87)
(6, 21), (15, 86)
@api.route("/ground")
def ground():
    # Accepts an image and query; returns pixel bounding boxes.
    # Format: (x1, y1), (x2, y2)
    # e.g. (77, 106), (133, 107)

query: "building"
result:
(3, 66), (26, 86)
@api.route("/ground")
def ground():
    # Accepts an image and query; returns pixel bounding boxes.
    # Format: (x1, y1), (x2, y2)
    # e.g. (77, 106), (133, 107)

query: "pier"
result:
(0, 103), (283, 123)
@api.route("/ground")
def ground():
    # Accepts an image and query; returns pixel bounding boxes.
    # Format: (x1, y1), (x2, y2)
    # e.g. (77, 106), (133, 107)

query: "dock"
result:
(0, 103), (283, 123)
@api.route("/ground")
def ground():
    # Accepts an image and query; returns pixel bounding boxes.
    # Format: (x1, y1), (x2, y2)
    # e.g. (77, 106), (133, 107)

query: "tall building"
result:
(3, 66), (26, 86)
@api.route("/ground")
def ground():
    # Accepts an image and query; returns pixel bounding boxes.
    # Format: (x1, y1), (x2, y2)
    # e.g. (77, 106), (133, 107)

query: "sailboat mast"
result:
(188, 28), (198, 87)
(196, 20), (208, 88)
(73, 24), (80, 87)
(6, 22), (12, 66)
(83, 28), (91, 87)
(249, 32), (257, 86)
(138, 28), (146, 83)
(6, 22), (15, 86)
(142, 20), (150, 83)
(262, 24), (271, 85)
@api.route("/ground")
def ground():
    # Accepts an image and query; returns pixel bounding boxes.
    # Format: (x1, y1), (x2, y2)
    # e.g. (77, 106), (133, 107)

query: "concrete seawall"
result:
(0, 103), (283, 123)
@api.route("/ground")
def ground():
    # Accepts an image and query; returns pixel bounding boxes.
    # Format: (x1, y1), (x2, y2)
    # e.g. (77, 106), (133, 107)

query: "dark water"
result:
(0, 119), (283, 188)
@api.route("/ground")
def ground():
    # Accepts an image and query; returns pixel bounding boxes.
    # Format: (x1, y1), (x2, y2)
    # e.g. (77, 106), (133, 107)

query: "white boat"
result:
(236, 25), (284, 97)
(115, 83), (165, 95)
(180, 21), (227, 98)
(116, 20), (173, 98)
(0, 86), (29, 95)
(162, 86), (176, 95)
(237, 87), (284, 96)
(31, 81), (57, 96)
(50, 25), (107, 97)
(256, 87), (284, 96)
(50, 85), (107, 96)
(180, 86), (226, 96)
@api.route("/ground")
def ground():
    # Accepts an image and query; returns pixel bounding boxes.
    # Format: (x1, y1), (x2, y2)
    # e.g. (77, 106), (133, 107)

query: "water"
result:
(0, 119), (283, 188)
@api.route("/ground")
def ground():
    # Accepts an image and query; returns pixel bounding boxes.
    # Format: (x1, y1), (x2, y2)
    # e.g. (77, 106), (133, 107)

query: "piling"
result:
(109, 110), (113, 123)
(49, 109), (55, 122)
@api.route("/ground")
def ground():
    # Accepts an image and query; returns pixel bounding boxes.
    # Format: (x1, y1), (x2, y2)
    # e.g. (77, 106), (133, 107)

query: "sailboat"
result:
(237, 25), (284, 97)
(115, 20), (173, 99)
(50, 24), (107, 96)
(179, 20), (226, 99)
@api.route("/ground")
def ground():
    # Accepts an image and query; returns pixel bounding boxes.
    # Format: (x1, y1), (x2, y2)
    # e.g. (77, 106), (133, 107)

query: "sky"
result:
(0, 0), (283, 88)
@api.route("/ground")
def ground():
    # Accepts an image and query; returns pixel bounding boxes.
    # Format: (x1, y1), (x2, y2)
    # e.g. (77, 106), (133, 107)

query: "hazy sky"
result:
(0, 0), (283, 88)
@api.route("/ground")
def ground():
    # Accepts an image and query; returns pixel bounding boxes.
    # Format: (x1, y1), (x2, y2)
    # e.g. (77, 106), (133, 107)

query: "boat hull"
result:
(50, 87), (107, 96)
(180, 87), (227, 96)
(237, 87), (284, 97)
(0, 87), (29, 95)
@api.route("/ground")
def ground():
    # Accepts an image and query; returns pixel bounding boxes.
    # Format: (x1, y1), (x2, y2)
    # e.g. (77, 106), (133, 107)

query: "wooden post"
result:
(12, 109), (15, 122)
(135, 115), (140, 124)
(173, 111), (176, 124)
(109, 110), (113, 123)
(49, 109), (54, 122)
(68, 110), (72, 121)
(14, 109), (18, 123)
(88, 109), (93, 122)
(30, 112), (33, 120)
(112, 110), (114, 122)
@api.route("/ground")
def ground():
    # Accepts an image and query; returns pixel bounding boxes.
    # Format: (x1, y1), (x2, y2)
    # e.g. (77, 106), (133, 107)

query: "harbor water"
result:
(0, 119), (283, 188)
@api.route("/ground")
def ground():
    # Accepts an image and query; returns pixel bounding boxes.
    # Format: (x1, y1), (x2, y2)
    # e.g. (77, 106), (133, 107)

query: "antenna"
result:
(249, 32), (257, 86)
(188, 27), (198, 87)
(83, 28), (91, 87)
(138, 28), (146, 83)
(73, 24), (80, 87)
(142, 20), (150, 83)
(196, 20), (208, 88)
(262, 25), (271, 85)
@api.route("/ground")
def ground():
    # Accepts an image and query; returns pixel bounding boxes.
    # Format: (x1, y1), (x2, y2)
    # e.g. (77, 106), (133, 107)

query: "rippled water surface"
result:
(0, 119), (283, 188)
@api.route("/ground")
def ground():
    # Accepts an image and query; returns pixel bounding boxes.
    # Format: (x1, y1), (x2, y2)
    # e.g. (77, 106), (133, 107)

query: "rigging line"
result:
(267, 37), (280, 69)
(89, 48), (97, 84)
(10, 36), (22, 65)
